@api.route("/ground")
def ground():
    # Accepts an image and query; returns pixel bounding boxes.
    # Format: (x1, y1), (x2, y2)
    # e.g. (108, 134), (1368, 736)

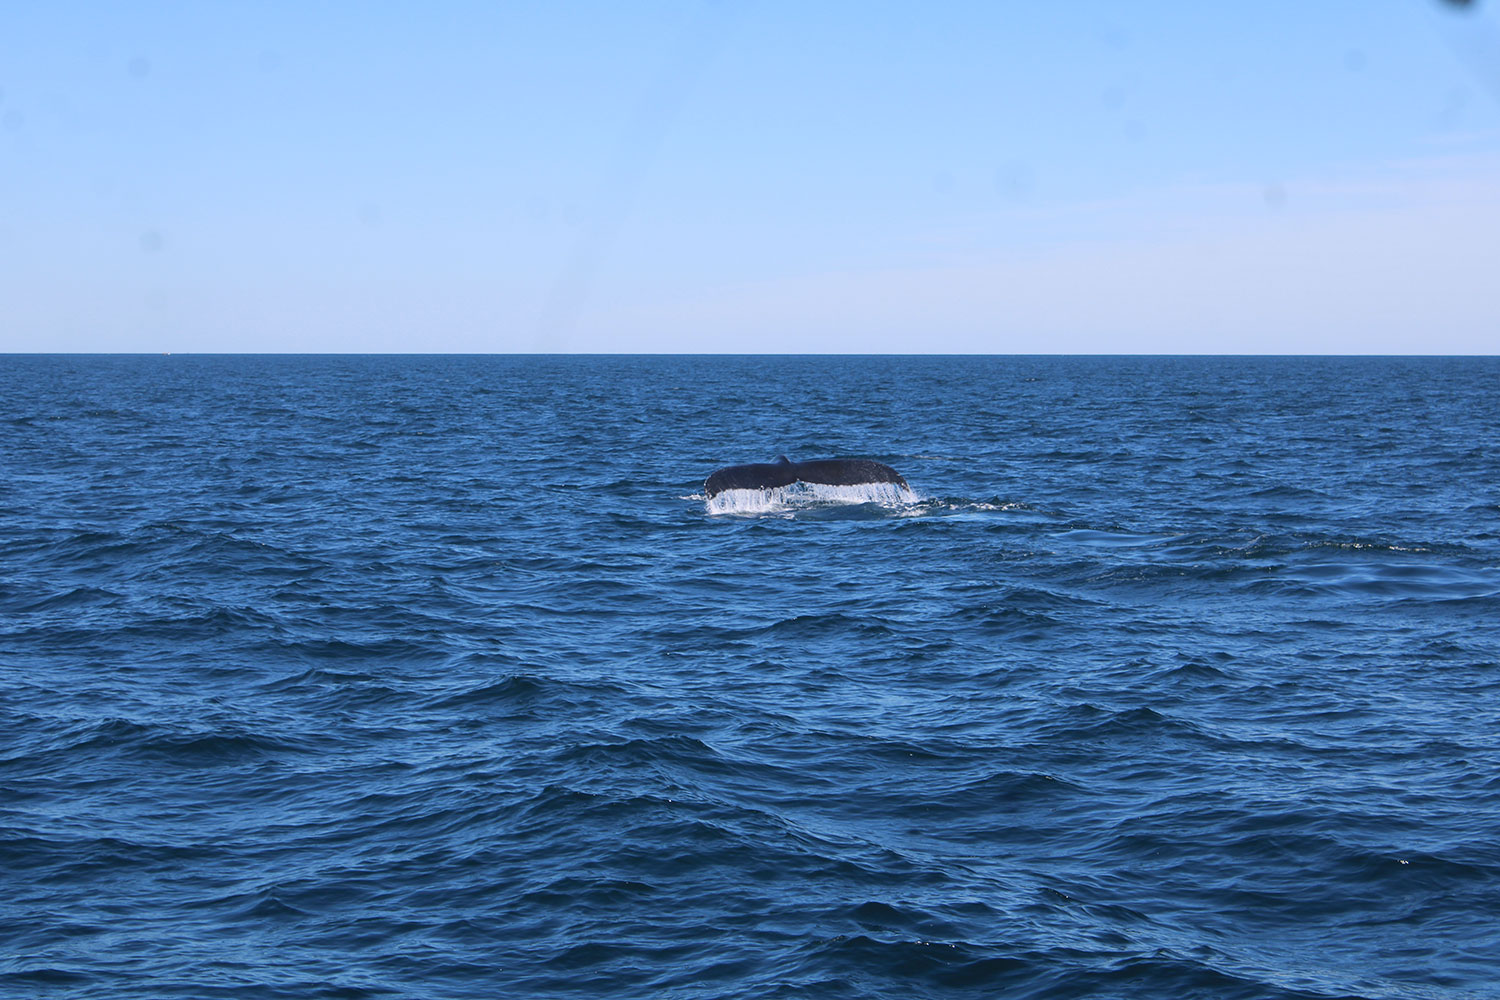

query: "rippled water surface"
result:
(3, 355), (1499, 999)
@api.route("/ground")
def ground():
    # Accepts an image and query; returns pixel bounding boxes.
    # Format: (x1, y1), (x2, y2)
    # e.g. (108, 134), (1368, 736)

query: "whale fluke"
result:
(704, 455), (910, 498)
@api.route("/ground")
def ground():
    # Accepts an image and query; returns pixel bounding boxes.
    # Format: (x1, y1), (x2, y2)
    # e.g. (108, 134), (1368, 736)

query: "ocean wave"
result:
(6, 356), (1500, 999)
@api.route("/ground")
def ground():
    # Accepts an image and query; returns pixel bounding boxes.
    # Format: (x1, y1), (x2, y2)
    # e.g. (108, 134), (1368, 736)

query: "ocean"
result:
(2, 354), (1498, 999)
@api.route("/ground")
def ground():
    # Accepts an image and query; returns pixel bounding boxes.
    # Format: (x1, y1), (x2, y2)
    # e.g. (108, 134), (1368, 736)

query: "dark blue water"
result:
(3, 355), (1499, 999)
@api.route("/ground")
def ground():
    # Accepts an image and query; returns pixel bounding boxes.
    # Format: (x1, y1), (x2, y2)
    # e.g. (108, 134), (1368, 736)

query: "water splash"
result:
(705, 480), (919, 515)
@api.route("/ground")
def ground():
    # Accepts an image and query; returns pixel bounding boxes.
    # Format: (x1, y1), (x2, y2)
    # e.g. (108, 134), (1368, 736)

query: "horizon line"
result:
(5, 352), (1498, 359)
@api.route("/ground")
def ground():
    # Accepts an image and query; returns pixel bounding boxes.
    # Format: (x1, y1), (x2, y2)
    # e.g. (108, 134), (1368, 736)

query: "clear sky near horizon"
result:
(3, 1), (1497, 353)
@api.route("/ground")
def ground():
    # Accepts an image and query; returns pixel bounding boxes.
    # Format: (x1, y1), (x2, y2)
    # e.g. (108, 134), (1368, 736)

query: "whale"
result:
(704, 455), (910, 498)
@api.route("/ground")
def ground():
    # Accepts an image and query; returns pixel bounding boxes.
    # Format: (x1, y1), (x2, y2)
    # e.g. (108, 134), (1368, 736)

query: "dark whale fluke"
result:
(704, 455), (910, 498)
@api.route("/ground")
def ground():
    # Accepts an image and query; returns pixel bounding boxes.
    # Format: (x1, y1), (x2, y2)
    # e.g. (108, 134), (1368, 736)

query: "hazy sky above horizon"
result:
(3, 1), (1497, 353)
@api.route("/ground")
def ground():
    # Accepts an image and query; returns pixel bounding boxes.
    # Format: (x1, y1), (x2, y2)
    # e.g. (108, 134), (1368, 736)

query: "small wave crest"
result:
(705, 481), (919, 515)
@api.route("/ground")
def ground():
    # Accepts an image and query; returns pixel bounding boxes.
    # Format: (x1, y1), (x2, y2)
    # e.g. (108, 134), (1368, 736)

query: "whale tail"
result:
(704, 456), (910, 498)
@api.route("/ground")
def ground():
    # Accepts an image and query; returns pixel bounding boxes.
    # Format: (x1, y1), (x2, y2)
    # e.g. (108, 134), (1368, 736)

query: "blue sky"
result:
(3, 1), (1496, 353)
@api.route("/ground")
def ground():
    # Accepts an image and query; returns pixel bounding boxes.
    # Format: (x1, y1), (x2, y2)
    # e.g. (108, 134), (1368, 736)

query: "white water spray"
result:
(704, 480), (918, 515)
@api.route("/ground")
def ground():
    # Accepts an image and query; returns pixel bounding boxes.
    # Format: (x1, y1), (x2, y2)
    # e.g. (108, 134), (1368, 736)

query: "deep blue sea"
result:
(3, 355), (1499, 1000)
